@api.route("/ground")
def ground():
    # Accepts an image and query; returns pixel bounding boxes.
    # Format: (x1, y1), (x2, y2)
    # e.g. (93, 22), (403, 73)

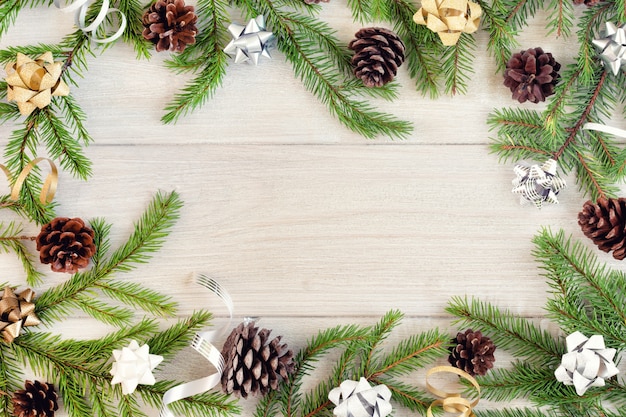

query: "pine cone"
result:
(579, 198), (626, 260)
(448, 329), (496, 376)
(348, 27), (405, 87)
(36, 217), (96, 273)
(12, 380), (59, 417)
(503, 47), (561, 103)
(573, 0), (599, 6)
(142, 0), (198, 52)
(220, 321), (295, 398)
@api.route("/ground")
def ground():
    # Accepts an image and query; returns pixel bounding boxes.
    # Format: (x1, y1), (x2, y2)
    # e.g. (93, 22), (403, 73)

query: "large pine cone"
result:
(349, 27), (405, 87)
(12, 380), (59, 417)
(503, 47), (561, 103)
(448, 329), (496, 376)
(220, 321), (295, 398)
(36, 217), (96, 273)
(142, 0), (198, 52)
(579, 198), (626, 260)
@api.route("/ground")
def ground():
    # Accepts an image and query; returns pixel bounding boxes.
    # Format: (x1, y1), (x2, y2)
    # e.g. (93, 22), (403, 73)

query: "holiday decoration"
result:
(503, 47), (561, 103)
(0, 157), (58, 205)
(425, 366), (480, 417)
(304, 0), (329, 3)
(413, 0), (482, 46)
(11, 380), (59, 417)
(142, 0), (197, 52)
(110, 340), (164, 395)
(348, 27), (405, 87)
(224, 15), (275, 65)
(554, 332), (618, 396)
(220, 321), (294, 398)
(53, 0), (127, 44)
(578, 197), (626, 260)
(0, 287), (40, 343)
(328, 378), (392, 417)
(36, 217), (96, 273)
(4, 52), (69, 117)
(592, 22), (626, 76)
(448, 329), (496, 376)
(573, 0), (599, 6)
(511, 159), (566, 208)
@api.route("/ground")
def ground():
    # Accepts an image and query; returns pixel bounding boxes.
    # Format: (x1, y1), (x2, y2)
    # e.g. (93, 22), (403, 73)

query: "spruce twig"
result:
(0, 221), (42, 285)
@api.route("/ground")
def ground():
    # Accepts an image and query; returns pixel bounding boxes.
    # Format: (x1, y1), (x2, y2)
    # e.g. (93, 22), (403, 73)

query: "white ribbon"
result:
(53, 0), (127, 44)
(160, 274), (234, 417)
(583, 122), (626, 138)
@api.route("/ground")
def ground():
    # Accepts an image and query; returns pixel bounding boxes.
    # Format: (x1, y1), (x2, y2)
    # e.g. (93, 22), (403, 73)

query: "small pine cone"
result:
(579, 198), (626, 260)
(142, 0), (198, 52)
(448, 329), (496, 376)
(503, 47), (561, 103)
(349, 27), (405, 87)
(220, 321), (295, 398)
(36, 217), (96, 273)
(573, 0), (599, 6)
(12, 380), (59, 417)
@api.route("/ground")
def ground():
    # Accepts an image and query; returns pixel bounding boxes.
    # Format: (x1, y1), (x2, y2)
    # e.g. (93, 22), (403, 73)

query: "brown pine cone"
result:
(503, 47), (561, 103)
(573, 0), (599, 6)
(12, 380), (59, 417)
(220, 321), (295, 398)
(448, 329), (496, 376)
(142, 0), (198, 52)
(36, 217), (96, 273)
(348, 27), (405, 87)
(579, 198), (626, 260)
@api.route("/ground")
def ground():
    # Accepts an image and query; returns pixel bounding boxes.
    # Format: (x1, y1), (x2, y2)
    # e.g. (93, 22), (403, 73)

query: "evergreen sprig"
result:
(0, 220), (42, 285)
(447, 228), (626, 414)
(255, 310), (449, 417)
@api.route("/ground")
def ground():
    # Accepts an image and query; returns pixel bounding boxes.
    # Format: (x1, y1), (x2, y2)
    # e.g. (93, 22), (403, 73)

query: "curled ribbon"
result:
(426, 366), (480, 417)
(160, 273), (233, 417)
(53, 0), (127, 44)
(0, 157), (58, 204)
(583, 122), (626, 138)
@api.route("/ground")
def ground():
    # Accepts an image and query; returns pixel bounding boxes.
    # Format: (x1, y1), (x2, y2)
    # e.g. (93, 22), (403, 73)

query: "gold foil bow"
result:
(426, 366), (480, 417)
(0, 287), (41, 343)
(413, 0), (482, 46)
(0, 157), (58, 204)
(5, 52), (70, 116)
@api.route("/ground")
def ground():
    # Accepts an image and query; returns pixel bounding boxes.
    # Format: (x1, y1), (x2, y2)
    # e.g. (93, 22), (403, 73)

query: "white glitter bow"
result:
(328, 377), (392, 417)
(554, 331), (619, 396)
(224, 15), (275, 65)
(592, 22), (626, 76)
(110, 340), (163, 395)
(512, 158), (566, 208)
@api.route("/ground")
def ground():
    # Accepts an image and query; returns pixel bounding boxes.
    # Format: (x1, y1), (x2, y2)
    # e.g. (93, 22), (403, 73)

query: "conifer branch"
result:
(475, 0), (517, 70)
(0, 221), (42, 285)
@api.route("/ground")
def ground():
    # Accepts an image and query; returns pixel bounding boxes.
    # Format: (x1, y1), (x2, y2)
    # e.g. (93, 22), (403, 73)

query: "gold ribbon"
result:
(5, 52), (70, 116)
(0, 287), (41, 343)
(413, 0), (482, 46)
(0, 157), (58, 204)
(426, 366), (480, 417)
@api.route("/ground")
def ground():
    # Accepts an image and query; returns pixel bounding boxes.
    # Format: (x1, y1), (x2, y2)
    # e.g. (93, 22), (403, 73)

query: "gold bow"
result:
(0, 157), (58, 204)
(5, 52), (70, 116)
(426, 366), (480, 417)
(413, 0), (482, 46)
(0, 287), (41, 343)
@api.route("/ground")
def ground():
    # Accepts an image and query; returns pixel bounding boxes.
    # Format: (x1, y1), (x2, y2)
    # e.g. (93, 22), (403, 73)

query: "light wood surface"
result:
(1, 4), (622, 416)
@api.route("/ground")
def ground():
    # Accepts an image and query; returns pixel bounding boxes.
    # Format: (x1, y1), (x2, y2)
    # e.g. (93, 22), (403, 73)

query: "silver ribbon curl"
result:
(592, 22), (626, 76)
(160, 274), (233, 417)
(512, 159), (566, 209)
(53, 0), (127, 44)
(224, 15), (275, 65)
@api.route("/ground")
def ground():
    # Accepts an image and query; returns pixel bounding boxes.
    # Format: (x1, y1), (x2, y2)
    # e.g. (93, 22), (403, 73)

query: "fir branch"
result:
(54, 95), (93, 145)
(0, 0), (21, 39)
(442, 33), (475, 96)
(502, 0), (541, 32)
(370, 377), (432, 414)
(0, 221), (42, 286)
(572, 148), (619, 201)
(146, 310), (212, 359)
(89, 218), (112, 268)
(96, 280), (177, 318)
(0, 346), (22, 417)
(0, 102), (20, 124)
(475, 408), (560, 417)
(475, 0), (517, 70)
(116, 0), (152, 59)
(73, 293), (135, 326)
(233, 0), (412, 139)
(446, 296), (563, 364)
(362, 309), (403, 376)
(545, 0), (574, 38)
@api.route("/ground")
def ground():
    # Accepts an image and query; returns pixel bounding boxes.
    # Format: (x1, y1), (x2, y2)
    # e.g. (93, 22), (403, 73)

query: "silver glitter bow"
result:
(512, 159), (566, 208)
(592, 22), (626, 76)
(328, 378), (392, 417)
(224, 15), (275, 65)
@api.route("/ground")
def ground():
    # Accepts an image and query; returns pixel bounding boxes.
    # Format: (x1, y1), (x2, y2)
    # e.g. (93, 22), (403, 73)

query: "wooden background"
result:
(1, 4), (623, 416)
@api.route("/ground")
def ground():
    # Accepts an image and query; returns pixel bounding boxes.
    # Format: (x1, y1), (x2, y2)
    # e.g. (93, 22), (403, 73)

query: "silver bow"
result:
(512, 158), (566, 208)
(592, 22), (626, 76)
(224, 15), (275, 65)
(328, 378), (392, 417)
(554, 331), (618, 396)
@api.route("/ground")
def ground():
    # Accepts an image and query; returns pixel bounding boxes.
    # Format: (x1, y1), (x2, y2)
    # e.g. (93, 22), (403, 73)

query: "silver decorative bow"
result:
(224, 15), (275, 65)
(512, 158), (566, 208)
(592, 22), (626, 76)
(328, 378), (392, 417)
